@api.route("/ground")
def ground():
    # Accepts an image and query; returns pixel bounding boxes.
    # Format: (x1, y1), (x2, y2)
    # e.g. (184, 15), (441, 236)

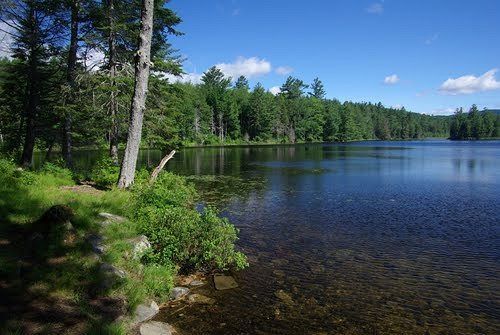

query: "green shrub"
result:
(90, 157), (119, 189)
(39, 160), (73, 181)
(133, 172), (247, 272)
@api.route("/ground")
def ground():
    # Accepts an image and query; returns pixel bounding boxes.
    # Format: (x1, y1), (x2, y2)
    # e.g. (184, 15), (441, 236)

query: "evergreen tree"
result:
(309, 77), (326, 99)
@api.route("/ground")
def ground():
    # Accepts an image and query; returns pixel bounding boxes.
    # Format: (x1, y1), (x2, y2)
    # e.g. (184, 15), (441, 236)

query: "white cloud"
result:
(439, 69), (500, 95)
(392, 104), (403, 109)
(366, 3), (384, 14)
(82, 48), (106, 70)
(384, 74), (400, 85)
(269, 86), (281, 95)
(215, 56), (271, 79)
(425, 33), (439, 45)
(275, 66), (293, 75)
(162, 72), (203, 84)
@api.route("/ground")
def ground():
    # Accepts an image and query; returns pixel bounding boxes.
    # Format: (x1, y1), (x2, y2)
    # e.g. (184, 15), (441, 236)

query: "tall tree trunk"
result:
(20, 5), (39, 168)
(117, 0), (154, 188)
(108, 0), (119, 164)
(62, 0), (79, 167)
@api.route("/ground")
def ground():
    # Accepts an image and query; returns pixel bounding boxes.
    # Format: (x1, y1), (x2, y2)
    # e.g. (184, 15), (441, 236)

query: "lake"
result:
(40, 140), (500, 334)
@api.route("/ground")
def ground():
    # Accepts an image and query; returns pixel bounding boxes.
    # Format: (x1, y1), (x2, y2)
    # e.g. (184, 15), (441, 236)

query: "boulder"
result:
(169, 287), (189, 300)
(213, 274), (238, 290)
(128, 235), (151, 259)
(140, 321), (175, 335)
(133, 301), (160, 324)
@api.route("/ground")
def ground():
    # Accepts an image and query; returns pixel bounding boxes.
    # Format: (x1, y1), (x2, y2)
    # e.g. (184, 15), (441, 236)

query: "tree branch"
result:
(149, 150), (175, 183)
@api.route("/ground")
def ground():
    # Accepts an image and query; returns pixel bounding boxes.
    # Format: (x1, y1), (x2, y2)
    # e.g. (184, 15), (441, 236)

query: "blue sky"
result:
(166, 0), (500, 115)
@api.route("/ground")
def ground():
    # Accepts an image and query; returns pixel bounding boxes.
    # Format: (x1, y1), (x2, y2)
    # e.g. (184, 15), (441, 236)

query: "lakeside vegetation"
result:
(0, 157), (246, 333)
(449, 105), (499, 140)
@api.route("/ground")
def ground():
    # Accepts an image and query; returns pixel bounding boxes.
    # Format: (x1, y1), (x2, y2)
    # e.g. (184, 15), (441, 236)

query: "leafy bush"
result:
(91, 157), (120, 189)
(133, 172), (247, 272)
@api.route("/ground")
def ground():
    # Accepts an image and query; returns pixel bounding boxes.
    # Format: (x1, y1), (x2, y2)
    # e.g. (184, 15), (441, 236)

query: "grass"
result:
(0, 158), (170, 334)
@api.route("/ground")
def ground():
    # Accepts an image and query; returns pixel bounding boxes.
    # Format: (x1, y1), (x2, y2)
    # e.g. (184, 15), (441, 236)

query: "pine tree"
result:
(309, 77), (326, 99)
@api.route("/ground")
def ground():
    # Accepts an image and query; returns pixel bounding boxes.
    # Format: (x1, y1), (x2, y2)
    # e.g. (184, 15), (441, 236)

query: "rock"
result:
(87, 234), (105, 255)
(187, 293), (215, 305)
(150, 300), (159, 311)
(189, 280), (204, 287)
(169, 287), (189, 300)
(99, 263), (126, 289)
(128, 235), (151, 259)
(133, 302), (160, 324)
(140, 321), (175, 335)
(100, 263), (126, 278)
(275, 289), (294, 305)
(213, 274), (238, 290)
(98, 212), (126, 225)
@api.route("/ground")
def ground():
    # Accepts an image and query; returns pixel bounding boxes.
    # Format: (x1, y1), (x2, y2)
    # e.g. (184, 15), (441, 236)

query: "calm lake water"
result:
(40, 140), (500, 334)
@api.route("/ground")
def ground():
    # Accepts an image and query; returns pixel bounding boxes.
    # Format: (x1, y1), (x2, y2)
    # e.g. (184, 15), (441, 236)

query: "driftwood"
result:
(149, 150), (176, 183)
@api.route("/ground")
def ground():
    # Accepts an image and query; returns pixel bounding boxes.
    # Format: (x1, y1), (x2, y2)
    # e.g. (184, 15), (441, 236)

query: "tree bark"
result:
(117, 0), (154, 188)
(107, 0), (119, 164)
(62, 0), (79, 167)
(20, 5), (40, 168)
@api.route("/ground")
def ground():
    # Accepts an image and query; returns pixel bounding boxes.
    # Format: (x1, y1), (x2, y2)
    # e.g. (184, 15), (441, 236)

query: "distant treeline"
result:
(0, 60), (451, 159)
(449, 106), (500, 140)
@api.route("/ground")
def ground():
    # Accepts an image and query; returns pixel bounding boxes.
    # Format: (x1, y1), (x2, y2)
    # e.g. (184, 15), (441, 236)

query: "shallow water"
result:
(40, 141), (500, 334)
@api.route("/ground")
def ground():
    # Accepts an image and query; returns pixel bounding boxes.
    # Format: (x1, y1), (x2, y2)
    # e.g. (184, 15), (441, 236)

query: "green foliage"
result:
(133, 172), (247, 271)
(91, 157), (120, 189)
(449, 105), (500, 140)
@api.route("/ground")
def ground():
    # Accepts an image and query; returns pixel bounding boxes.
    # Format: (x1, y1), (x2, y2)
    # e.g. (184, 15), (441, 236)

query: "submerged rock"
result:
(213, 274), (238, 290)
(140, 321), (175, 335)
(275, 289), (294, 306)
(187, 293), (215, 305)
(169, 287), (190, 300)
(133, 301), (160, 324)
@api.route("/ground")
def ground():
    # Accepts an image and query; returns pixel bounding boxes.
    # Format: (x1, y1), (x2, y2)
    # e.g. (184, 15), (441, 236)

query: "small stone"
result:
(169, 287), (189, 300)
(213, 274), (238, 290)
(189, 280), (204, 287)
(99, 263), (126, 289)
(87, 234), (105, 254)
(133, 304), (159, 324)
(187, 293), (215, 305)
(140, 321), (175, 335)
(98, 212), (126, 225)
